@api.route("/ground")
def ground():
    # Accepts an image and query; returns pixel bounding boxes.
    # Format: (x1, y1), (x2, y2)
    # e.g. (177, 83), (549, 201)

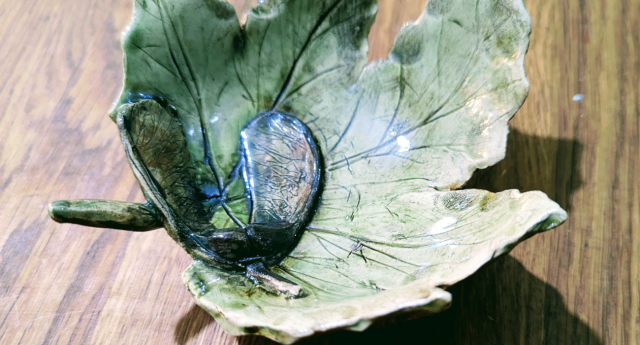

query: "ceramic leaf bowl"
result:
(48, 0), (567, 343)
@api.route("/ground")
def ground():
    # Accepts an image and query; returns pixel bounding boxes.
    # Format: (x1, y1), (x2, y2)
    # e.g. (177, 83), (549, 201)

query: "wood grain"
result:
(0, 0), (637, 344)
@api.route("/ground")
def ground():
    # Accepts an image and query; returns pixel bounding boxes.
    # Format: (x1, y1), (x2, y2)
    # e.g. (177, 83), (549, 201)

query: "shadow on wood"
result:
(465, 129), (584, 212)
(234, 255), (601, 345)
(174, 304), (216, 345)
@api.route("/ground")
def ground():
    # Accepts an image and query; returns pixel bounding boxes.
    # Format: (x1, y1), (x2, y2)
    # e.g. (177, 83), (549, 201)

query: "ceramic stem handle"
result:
(48, 199), (162, 231)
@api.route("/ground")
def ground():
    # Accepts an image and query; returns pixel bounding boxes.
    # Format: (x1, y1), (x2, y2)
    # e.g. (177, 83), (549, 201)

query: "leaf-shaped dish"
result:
(48, 0), (567, 343)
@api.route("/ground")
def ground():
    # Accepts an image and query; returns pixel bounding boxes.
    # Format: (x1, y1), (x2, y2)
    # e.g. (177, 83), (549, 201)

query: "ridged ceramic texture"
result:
(115, 0), (567, 343)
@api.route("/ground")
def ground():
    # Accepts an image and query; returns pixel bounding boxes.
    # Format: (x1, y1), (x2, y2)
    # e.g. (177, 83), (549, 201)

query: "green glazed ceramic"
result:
(49, 0), (567, 343)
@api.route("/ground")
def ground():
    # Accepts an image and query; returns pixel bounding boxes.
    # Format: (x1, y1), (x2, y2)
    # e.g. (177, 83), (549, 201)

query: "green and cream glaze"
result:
(51, 0), (568, 343)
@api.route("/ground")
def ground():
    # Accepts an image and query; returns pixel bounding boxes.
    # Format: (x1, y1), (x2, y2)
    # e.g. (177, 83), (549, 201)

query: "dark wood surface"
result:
(0, 0), (638, 344)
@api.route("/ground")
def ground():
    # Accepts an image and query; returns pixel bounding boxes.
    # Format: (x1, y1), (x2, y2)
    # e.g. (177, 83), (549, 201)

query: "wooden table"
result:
(1, 0), (637, 344)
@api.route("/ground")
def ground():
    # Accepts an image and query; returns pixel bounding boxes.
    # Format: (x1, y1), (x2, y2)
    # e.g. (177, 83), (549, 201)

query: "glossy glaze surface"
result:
(46, 0), (569, 342)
